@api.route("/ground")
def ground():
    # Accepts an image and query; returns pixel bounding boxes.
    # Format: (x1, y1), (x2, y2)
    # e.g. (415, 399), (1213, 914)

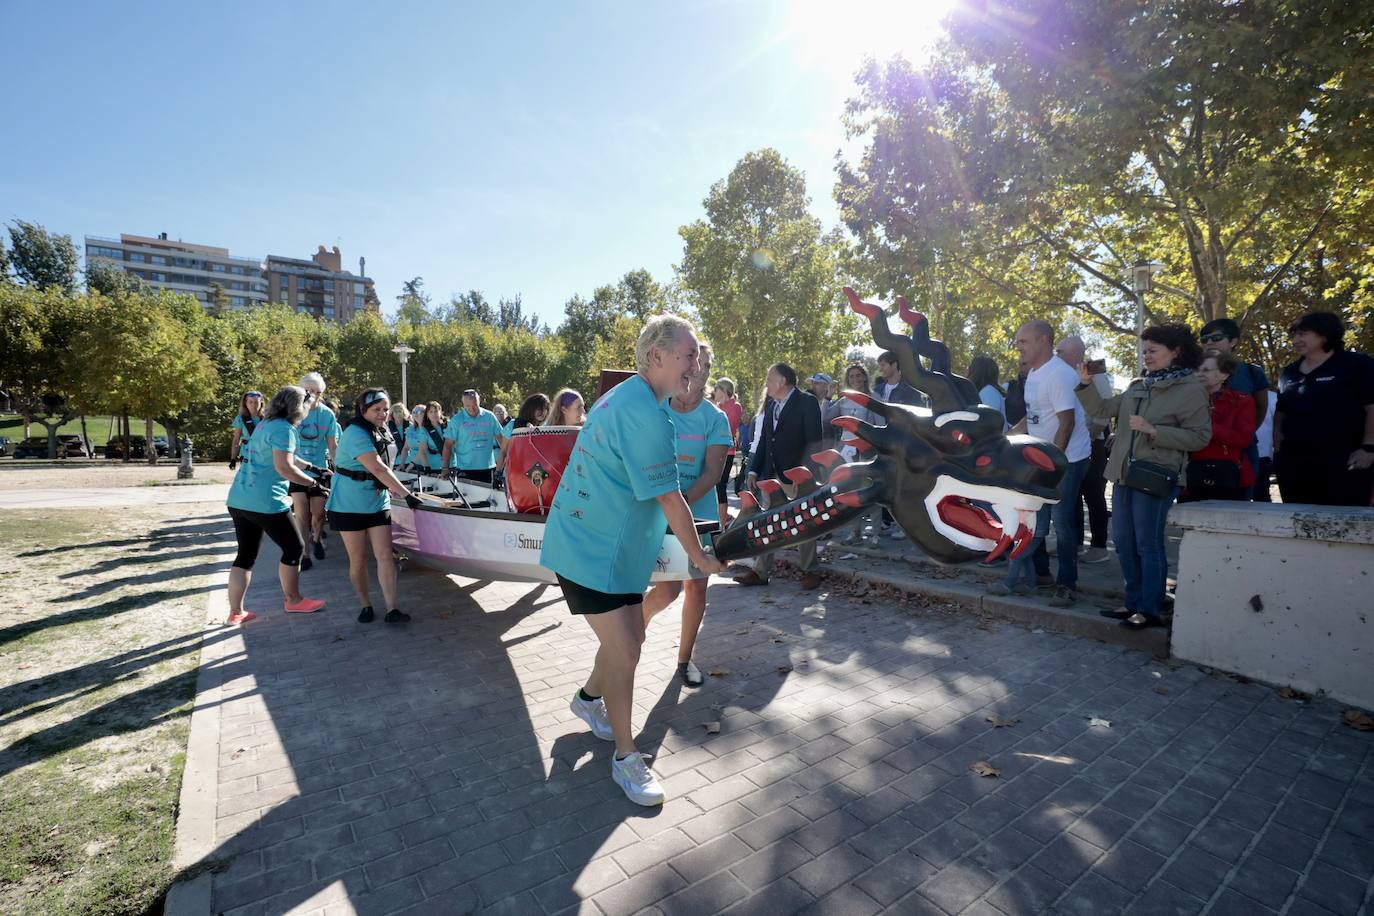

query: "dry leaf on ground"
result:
(703, 721), (720, 734)
(1087, 717), (1111, 728)
(1343, 710), (1374, 731)
(708, 667), (731, 677)
(985, 715), (1019, 728)
(1154, 687), (1167, 695)
(970, 761), (1001, 778)
(777, 665), (793, 675)
(1278, 687), (1311, 701)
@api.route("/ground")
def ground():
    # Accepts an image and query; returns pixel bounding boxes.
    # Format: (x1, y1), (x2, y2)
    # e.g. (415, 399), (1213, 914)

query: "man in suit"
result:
(738, 363), (824, 589)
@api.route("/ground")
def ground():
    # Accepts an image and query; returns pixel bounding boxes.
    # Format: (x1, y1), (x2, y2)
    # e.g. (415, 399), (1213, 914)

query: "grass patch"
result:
(0, 507), (233, 915)
(0, 414), (168, 444)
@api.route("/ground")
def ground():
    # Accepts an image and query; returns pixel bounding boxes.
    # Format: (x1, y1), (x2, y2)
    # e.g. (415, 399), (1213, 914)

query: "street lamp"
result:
(391, 344), (415, 407)
(1129, 260), (1164, 374)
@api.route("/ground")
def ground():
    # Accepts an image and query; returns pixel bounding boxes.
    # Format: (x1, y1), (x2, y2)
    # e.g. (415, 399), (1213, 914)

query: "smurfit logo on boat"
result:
(504, 532), (543, 551)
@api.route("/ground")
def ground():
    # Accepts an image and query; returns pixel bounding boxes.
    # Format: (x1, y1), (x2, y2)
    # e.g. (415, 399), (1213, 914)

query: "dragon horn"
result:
(810, 448), (845, 470)
(783, 466), (814, 487)
(895, 295), (926, 333)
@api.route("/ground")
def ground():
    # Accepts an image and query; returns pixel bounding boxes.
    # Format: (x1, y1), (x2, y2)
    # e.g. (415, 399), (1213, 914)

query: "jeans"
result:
(1052, 458), (1090, 590)
(1111, 482), (1178, 619)
(1005, 505), (1050, 589)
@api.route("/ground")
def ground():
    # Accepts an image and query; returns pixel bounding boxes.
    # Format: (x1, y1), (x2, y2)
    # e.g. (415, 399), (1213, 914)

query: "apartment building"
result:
(265, 245), (375, 324)
(85, 233), (376, 324)
(84, 233), (269, 310)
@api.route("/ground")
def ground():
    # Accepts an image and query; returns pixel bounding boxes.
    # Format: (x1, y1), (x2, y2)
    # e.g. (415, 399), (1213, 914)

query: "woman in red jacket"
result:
(1182, 351), (1257, 502)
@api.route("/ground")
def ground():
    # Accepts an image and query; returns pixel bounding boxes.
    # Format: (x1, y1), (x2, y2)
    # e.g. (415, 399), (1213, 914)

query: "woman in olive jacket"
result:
(1076, 324), (1212, 629)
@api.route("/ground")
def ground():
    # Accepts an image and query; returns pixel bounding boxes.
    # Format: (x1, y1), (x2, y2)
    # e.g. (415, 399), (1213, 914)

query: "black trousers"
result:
(1276, 450), (1374, 507)
(1076, 436), (1110, 548)
(229, 507), (305, 569)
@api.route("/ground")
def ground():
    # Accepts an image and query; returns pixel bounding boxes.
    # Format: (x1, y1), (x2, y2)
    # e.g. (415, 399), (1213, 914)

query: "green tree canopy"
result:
(0, 283), (96, 455)
(679, 149), (859, 400)
(6, 220), (80, 292)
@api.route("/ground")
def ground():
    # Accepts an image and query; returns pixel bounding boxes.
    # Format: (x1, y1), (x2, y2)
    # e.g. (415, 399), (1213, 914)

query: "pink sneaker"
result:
(284, 597), (325, 614)
(226, 610), (257, 625)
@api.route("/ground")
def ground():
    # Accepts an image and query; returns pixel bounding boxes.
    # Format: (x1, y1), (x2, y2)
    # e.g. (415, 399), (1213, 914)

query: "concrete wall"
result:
(1170, 502), (1374, 710)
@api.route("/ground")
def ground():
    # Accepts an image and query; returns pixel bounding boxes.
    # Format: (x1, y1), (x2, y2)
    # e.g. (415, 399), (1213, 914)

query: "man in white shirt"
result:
(998, 321), (1092, 607)
(1055, 336), (1112, 564)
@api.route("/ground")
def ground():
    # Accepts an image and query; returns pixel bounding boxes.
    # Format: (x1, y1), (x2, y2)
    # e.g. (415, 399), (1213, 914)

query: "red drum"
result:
(505, 425), (579, 515)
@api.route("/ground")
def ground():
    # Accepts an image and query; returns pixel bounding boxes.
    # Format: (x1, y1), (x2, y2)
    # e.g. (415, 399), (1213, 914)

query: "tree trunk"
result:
(80, 415), (90, 459)
(23, 410), (31, 441)
(122, 411), (131, 463)
(146, 417), (157, 466)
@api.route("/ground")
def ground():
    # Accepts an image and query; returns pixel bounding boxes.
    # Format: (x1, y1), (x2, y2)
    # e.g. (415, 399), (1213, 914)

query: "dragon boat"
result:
(389, 289), (1070, 582)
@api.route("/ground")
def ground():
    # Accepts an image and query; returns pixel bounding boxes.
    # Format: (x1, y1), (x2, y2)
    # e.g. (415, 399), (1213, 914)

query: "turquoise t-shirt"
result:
(231, 415), (258, 440)
(669, 399), (733, 519)
(297, 405), (338, 468)
(540, 374), (681, 594)
(226, 418), (297, 515)
(444, 409), (503, 470)
(418, 423), (447, 470)
(326, 423), (389, 515)
(495, 419), (514, 462)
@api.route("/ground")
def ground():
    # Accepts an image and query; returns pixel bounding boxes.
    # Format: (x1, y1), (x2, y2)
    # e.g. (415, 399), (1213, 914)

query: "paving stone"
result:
(852, 851), (938, 906)
(591, 867), (688, 916)
(910, 821), (982, 868)
(1093, 841), (1167, 893)
(1295, 861), (1369, 916)
(729, 838), (813, 890)
(1226, 854), (1302, 909)
(789, 842), (875, 899)
(1031, 832), (1103, 885)
(797, 882), (882, 915)
(984, 864), (1066, 914)
(1129, 812), (1194, 856)
(1158, 846), (1230, 900)
(1189, 817), (1254, 863)
(916, 858), (997, 914)
(734, 806), (810, 851)
(1122, 880), (1205, 916)
(669, 834), (755, 884)
(1053, 871), (1137, 915)
(721, 878), (815, 914)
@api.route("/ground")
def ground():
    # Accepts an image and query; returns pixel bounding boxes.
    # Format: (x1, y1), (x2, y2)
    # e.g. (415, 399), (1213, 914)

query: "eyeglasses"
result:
(1200, 333), (1229, 344)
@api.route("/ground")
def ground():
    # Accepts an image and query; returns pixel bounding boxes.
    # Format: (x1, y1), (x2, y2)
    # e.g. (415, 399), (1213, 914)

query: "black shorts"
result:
(715, 455), (735, 502)
(455, 467), (494, 484)
(289, 480), (325, 496)
(326, 510), (391, 531)
(229, 506), (304, 568)
(555, 573), (642, 616)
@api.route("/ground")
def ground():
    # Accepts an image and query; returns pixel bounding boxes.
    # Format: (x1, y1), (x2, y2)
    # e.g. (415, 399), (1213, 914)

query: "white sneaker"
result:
(611, 751), (665, 806)
(890, 528), (907, 540)
(569, 693), (614, 741)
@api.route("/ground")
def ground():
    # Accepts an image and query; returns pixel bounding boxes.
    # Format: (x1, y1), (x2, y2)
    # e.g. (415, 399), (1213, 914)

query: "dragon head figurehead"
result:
(713, 287), (1068, 565)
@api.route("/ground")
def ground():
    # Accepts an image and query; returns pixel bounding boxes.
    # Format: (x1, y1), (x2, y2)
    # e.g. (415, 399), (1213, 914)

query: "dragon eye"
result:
(1022, 446), (1056, 472)
(976, 456), (991, 468)
(951, 430), (971, 445)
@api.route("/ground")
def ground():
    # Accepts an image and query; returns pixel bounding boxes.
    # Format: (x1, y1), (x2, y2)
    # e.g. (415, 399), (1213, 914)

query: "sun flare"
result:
(790, 0), (959, 79)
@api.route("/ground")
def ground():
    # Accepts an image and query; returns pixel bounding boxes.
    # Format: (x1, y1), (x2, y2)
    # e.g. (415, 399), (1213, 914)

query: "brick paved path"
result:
(180, 538), (1374, 915)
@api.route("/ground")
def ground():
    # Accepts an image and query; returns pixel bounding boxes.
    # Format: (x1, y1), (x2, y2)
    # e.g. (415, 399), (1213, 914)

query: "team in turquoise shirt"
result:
(541, 375), (681, 595)
(227, 417), (298, 515)
(296, 402), (340, 471)
(669, 399), (733, 520)
(442, 393), (506, 472)
(327, 423), (391, 515)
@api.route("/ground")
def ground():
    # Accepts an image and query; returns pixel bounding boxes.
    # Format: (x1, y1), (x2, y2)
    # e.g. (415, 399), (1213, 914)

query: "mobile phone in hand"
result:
(1086, 359), (1107, 375)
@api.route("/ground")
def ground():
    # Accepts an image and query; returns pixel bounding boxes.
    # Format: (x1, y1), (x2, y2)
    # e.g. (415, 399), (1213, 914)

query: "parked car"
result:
(13, 435), (90, 458)
(106, 435), (148, 460)
(153, 436), (170, 457)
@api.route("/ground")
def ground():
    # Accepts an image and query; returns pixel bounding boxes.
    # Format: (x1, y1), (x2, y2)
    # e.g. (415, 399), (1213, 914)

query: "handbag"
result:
(1187, 458), (1240, 490)
(1121, 396), (1178, 497)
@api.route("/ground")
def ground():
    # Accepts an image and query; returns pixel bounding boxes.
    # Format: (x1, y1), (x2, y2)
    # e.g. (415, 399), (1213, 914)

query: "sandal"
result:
(1122, 612), (1164, 630)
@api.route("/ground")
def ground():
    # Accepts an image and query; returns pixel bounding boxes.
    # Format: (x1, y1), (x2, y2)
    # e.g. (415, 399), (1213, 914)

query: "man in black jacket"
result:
(739, 363), (824, 589)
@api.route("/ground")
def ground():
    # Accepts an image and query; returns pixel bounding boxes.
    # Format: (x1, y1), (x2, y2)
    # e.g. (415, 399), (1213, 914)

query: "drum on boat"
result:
(505, 425), (579, 515)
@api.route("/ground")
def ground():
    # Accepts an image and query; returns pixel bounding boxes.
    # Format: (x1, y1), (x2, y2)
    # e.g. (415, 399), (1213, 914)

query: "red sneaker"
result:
(226, 610), (257, 625)
(284, 597), (325, 614)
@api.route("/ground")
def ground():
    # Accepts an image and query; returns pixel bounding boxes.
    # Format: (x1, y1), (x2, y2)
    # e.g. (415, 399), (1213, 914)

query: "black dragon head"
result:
(713, 287), (1068, 565)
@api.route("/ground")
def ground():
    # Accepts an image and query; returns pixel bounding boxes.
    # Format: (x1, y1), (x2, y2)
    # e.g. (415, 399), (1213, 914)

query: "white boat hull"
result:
(390, 473), (710, 583)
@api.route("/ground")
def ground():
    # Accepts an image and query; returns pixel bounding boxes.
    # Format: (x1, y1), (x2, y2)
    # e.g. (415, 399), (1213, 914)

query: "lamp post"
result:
(391, 344), (415, 407)
(1129, 260), (1164, 374)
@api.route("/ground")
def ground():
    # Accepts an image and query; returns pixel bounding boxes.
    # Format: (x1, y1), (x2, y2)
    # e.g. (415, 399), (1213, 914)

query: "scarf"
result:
(1142, 366), (1194, 389)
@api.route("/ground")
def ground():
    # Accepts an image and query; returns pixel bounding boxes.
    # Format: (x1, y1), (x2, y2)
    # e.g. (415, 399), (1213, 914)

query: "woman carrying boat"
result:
(228, 390), (264, 470)
(224, 386), (327, 625)
(291, 372), (339, 571)
(327, 388), (418, 624)
(415, 401), (448, 475)
(642, 344), (732, 687)
(540, 315), (727, 806)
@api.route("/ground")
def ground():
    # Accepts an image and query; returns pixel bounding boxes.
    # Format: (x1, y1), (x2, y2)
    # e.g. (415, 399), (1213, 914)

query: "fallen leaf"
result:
(708, 667), (731, 677)
(772, 637), (787, 644)
(985, 715), (1019, 728)
(438, 612), (453, 620)
(230, 747), (246, 759)
(1343, 710), (1374, 731)
(333, 634), (345, 642)
(1278, 687), (1311, 701)
(1087, 717), (1112, 728)
(970, 760), (1001, 778)
(777, 665), (793, 675)
(703, 721), (721, 734)
(1154, 687), (1167, 695)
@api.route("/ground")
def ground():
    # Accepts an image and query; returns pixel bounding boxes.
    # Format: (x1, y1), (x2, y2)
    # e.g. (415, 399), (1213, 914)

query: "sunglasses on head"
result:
(245, 391), (262, 398)
(361, 390), (390, 407)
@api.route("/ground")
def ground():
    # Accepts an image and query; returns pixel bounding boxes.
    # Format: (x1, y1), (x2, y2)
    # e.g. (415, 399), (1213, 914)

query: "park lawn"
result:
(0, 505), (233, 916)
(0, 414), (168, 444)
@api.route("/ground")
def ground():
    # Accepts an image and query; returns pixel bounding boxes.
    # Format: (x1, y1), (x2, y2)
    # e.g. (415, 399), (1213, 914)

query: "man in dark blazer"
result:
(739, 362), (824, 589)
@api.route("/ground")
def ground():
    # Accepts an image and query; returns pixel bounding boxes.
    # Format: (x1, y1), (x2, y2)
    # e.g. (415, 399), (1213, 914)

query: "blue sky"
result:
(4, 1), (951, 326)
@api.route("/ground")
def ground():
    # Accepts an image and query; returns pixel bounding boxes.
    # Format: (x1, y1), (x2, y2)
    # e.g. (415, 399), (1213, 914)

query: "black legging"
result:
(229, 507), (305, 569)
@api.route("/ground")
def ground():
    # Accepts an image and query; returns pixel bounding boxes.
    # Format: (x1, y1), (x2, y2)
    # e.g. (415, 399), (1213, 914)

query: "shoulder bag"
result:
(1121, 395), (1178, 497)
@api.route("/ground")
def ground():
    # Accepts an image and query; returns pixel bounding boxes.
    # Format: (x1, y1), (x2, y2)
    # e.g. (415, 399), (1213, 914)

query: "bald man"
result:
(1055, 336), (1112, 565)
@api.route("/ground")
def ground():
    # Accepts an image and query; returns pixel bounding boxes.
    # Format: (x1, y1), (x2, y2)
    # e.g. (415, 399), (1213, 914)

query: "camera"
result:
(1086, 359), (1107, 375)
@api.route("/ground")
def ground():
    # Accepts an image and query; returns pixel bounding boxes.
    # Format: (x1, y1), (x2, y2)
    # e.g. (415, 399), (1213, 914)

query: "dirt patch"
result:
(0, 505), (235, 916)
(0, 461), (234, 491)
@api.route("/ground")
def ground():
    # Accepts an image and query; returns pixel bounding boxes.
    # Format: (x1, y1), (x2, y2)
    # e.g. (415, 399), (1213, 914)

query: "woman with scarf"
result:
(326, 388), (418, 624)
(1077, 324), (1211, 630)
(228, 390), (264, 469)
(415, 401), (448, 475)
